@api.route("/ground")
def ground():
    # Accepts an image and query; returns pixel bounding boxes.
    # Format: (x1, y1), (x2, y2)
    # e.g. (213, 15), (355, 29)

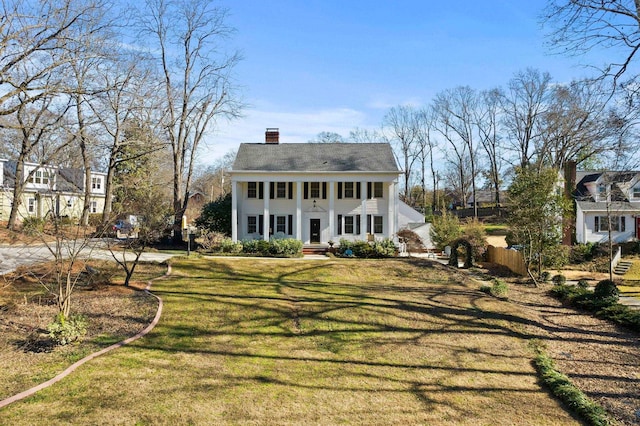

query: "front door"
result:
(310, 219), (321, 243)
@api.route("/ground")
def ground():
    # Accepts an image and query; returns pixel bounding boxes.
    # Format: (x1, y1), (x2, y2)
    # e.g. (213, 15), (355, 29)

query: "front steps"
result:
(614, 260), (633, 275)
(302, 245), (329, 255)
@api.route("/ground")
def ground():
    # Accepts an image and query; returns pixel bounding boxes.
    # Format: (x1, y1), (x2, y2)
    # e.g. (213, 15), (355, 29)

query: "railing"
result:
(611, 246), (622, 272)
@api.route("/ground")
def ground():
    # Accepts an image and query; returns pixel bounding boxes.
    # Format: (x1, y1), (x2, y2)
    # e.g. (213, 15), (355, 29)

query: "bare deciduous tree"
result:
(501, 68), (552, 169)
(543, 0), (640, 88)
(136, 0), (243, 243)
(383, 105), (419, 202)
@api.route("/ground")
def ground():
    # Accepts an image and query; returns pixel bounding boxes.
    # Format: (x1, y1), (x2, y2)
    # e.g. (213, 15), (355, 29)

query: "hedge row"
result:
(336, 238), (397, 258)
(212, 238), (303, 257)
(550, 281), (640, 332)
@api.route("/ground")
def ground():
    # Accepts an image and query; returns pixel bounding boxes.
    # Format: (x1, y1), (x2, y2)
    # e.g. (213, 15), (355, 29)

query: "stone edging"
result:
(0, 265), (171, 410)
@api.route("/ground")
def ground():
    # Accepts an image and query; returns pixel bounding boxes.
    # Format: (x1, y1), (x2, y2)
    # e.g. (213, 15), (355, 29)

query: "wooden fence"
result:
(486, 245), (527, 276)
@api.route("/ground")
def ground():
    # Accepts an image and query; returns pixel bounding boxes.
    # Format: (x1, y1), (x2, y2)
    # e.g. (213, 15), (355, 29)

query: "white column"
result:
(393, 181), (399, 238)
(263, 181), (270, 241)
(296, 181), (302, 241)
(361, 180), (367, 240)
(329, 181), (335, 241)
(231, 180), (238, 242)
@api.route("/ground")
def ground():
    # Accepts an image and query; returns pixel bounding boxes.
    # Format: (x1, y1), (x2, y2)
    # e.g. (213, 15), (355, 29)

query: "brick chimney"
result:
(563, 160), (577, 246)
(265, 128), (279, 144)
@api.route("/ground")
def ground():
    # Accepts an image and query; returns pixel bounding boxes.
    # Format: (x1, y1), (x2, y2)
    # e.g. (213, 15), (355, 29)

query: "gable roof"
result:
(573, 170), (640, 202)
(232, 143), (400, 173)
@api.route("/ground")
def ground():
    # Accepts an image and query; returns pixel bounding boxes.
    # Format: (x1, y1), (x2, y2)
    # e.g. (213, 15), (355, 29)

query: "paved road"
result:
(0, 239), (176, 276)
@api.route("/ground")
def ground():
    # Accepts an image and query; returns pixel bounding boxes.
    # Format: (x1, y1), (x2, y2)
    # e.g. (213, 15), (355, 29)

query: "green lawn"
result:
(0, 258), (577, 425)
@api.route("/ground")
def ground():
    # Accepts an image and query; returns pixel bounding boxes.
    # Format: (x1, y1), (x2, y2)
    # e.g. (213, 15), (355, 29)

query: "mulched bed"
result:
(471, 263), (640, 425)
(0, 266), (159, 401)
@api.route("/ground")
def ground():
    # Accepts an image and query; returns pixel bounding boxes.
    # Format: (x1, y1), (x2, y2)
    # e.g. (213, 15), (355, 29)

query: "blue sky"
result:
(202, 0), (606, 164)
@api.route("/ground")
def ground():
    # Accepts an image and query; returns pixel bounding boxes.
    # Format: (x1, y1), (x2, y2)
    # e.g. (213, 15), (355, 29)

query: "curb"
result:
(0, 265), (171, 410)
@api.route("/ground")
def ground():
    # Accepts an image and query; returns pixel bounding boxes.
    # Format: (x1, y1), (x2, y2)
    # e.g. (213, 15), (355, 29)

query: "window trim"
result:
(595, 215), (625, 232)
(248, 215), (258, 234)
(310, 182), (320, 199)
(247, 182), (257, 198)
(344, 182), (354, 198)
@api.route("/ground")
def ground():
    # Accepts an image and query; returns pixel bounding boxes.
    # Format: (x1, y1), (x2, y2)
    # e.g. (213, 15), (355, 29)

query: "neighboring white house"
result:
(229, 129), (423, 244)
(573, 170), (640, 244)
(0, 159), (107, 222)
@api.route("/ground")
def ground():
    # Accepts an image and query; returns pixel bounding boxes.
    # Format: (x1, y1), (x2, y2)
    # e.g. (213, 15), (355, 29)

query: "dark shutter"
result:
(367, 182), (372, 199)
(356, 215), (361, 235)
(259, 182), (264, 199)
(322, 182), (327, 199)
(269, 215), (274, 236)
(621, 216), (626, 232)
(304, 182), (309, 199)
(356, 182), (361, 199)
(337, 215), (342, 235)
(269, 182), (275, 199)
(259, 214), (264, 235)
(367, 214), (372, 233)
(594, 216), (599, 232)
(288, 182), (293, 199)
(288, 215), (293, 235)
(337, 182), (343, 199)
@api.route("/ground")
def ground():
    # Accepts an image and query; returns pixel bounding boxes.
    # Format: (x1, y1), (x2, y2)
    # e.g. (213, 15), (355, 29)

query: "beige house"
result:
(0, 159), (106, 223)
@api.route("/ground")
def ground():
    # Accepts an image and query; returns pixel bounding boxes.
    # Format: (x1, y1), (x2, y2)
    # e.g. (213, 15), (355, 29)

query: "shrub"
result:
(268, 238), (303, 256)
(462, 218), (488, 261)
(577, 279), (589, 289)
(551, 274), (566, 286)
(337, 238), (396, 258)
(542, 244), (570, 269)
(241, 239), (268, 254)
(47, 313), (87, 346)
(198, 231), (227, 252)
(22, 217), (45, 236)
(570, 243), (597, 264)
(593, 280), (619, 301)
(595, 304), (640, 332)
(540, 271), (551, 282)
(429, 210), (461, 252)
(218, 238), (243, 254)
(481, 278), (509, 298)
(533, 348), (612, 426)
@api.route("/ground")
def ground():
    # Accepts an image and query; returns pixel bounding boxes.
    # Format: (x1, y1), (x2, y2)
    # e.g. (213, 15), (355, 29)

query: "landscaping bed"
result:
(0, 261), (164, 401)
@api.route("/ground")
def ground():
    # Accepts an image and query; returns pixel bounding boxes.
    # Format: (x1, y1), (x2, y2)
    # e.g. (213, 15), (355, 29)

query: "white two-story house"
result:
(0, 159), (107, 222)
(230, 129), (422, 245)
(573, 170), (640, 243)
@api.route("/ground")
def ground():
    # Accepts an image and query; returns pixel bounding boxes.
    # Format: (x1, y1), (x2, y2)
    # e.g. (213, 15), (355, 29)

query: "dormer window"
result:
(633, 186), (640, 199)
(92, 176), (102, 191)
(597, 184), (607, 201)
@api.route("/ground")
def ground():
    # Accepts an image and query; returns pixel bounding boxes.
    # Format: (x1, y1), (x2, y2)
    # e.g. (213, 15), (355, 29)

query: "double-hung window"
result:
(28, 198), (36, 213)
(276, 216), (286, 233)
(248, 216), (258, 234)
(248, 182), (257, 198)
(344, 182), (354, 198)
(633, 186), (640, 199)
(276, 182), (287, 198)
(595, 216), (625, 232)
(91, 176), (102, 190)
(310, 182), (320, 198)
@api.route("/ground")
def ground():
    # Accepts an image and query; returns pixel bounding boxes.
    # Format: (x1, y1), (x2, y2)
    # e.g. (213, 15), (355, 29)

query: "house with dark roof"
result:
(230, 129), (423, 244)
(0, 159), (106, 222)
(572, 169), (640, 243)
